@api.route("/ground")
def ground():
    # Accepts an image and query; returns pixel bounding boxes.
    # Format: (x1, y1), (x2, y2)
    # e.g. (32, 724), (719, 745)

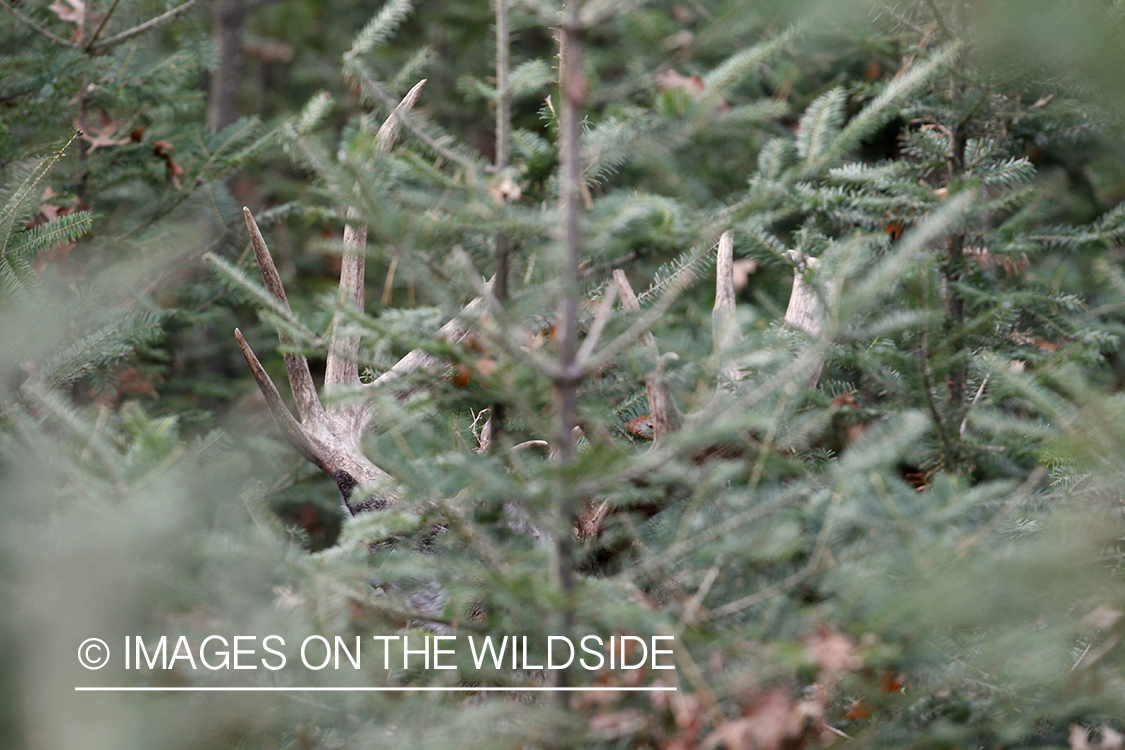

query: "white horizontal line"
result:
(75, 686), (676, 692)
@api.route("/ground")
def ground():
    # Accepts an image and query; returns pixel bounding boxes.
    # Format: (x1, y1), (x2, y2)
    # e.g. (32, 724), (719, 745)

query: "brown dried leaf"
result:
(657, 69), (705, 95)
(701, 688), (807, 750)
(844, 698), (872, 721)
(49, 0), (84, 26)
(78, 119), (131, 153)
(588, 708), (646, 732)
(625, 414), (654, 441)
(804, 628), (862, 677)
(732, 258), (759, 291)
(487, 175), (522, 204)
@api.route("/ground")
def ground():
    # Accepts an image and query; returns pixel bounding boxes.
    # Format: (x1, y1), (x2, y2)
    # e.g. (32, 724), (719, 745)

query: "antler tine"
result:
(613, 270), (682, 441)
(324, 216), (367, 390)
(243, 208), (326, 424)
(376, 79), (426, 152)
(712, 231), (744, 383)
(325, 80), (428, 392)
(783, 250), (826, 388)
(234, 328), (326, 472)
(713, 231), (739, 344)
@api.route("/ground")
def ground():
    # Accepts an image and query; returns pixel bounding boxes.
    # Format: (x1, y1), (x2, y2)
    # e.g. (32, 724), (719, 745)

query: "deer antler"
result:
(234, 81), (451, 515)
(612, 269), (682, 443)
(783, 249), (826, 388)
(235, 209), (393, 514)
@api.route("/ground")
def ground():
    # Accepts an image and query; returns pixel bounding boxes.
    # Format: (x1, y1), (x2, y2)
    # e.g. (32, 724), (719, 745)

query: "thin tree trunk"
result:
(552, 0), (584, 695)
(490, 0), (512, 450)
(944, 72), (967, 410)
(208, 0), (245, 131)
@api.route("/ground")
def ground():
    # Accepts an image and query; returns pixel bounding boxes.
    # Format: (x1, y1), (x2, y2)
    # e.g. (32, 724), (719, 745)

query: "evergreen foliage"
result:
(3, 1), (1125, 749)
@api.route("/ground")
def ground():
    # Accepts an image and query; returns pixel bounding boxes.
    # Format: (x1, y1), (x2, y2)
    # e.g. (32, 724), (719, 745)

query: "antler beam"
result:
(234, 82), (443, 515)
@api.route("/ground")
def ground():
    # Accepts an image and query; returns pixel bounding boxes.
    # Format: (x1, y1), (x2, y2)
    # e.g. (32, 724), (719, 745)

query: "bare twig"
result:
(682, 561), (722, 625)
(92, 0), (203, 50)
(959, 373), (989, 437)
(574, 283), (617, 364)
(86, 0), (123, 50)
(494, 0), (511, 174)
(1, 3), (81, 49)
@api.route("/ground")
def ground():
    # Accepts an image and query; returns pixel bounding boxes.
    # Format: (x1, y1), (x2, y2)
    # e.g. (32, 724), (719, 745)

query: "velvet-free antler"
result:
(233, 80), (480, 514)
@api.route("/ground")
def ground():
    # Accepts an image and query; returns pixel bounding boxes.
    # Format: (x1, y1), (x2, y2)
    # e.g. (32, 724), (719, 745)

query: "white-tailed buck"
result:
(232, 83), (825, 523)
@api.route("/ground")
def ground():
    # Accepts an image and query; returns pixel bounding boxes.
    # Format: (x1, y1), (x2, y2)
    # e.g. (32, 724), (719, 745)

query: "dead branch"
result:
(92, 0), (202, 51)
(1, 3), (81, 49)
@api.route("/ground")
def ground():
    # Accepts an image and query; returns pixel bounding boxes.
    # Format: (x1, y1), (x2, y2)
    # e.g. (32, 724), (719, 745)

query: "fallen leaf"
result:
(844, 698), (872, 721)
(49, 0), (84, 27)
(152, 139), (185, 189)
(77, 119), (131, 153)
(625, 414), (654, 440)
(701, 687), (808, 750)
(879, 672), (905, 692)
(732, 258), (759, 291)
(657, 69), (705, 96)
(657, 69), (730, 111)
(588, 709), (646, 732)
(804, 628), (862, 677)
(487, 175), (522, 204)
